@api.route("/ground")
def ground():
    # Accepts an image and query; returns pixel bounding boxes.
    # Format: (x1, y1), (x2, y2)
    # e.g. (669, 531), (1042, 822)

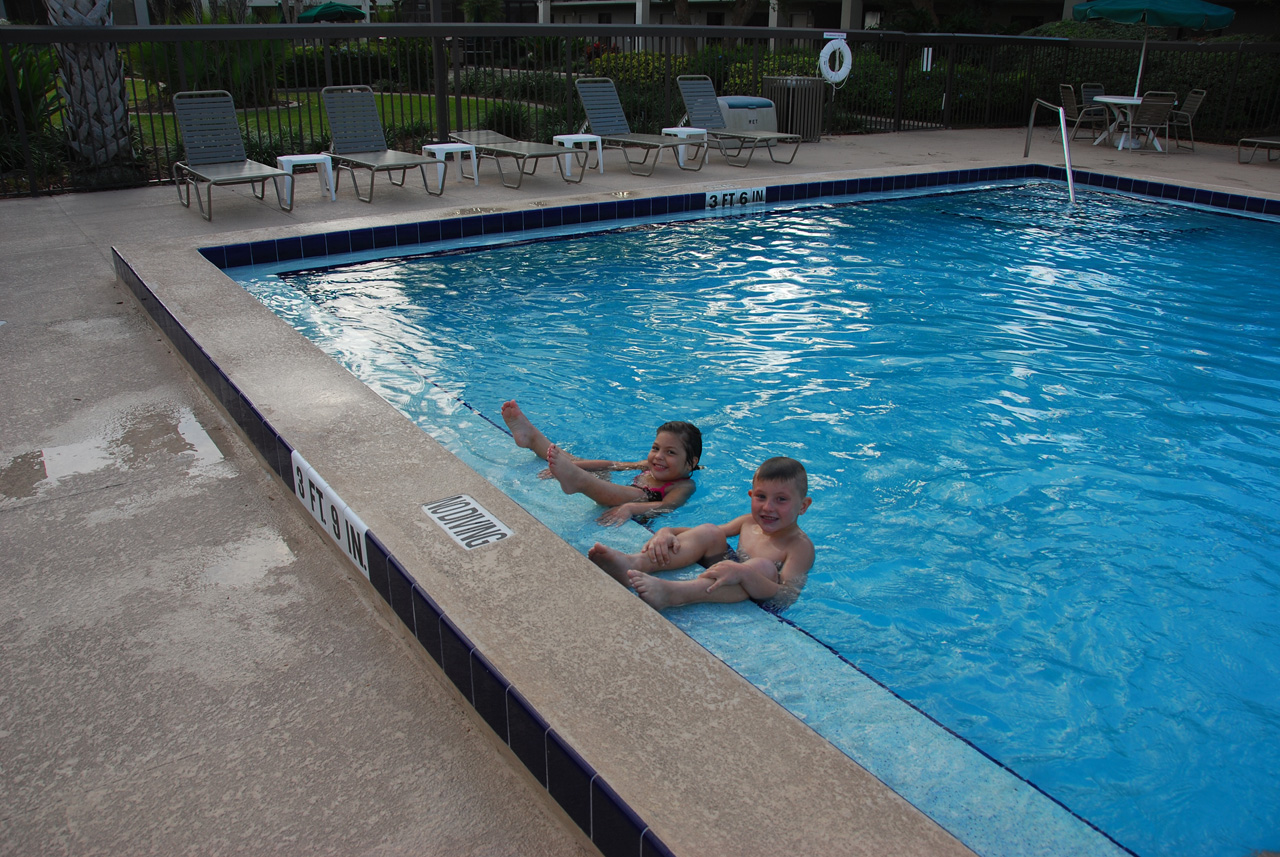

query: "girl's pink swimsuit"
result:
(632, 471), (678, 503)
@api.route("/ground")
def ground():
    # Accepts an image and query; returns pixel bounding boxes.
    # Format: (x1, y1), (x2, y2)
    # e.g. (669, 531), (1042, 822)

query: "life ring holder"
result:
(819, 38), (853, 87)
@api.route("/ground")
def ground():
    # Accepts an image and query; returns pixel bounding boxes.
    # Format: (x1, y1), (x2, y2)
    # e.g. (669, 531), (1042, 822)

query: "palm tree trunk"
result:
(46, 0), (134, 168)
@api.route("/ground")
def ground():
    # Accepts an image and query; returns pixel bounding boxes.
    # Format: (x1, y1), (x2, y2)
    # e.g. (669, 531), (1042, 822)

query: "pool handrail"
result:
(1025, 98), (1077, 205)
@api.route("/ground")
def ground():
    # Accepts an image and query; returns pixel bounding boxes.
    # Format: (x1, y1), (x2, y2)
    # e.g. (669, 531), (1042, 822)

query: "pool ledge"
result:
(112, 219), (977, 855)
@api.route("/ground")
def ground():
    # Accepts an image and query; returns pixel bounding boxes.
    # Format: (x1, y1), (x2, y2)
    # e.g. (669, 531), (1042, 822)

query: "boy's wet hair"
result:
(657, 421), (702, 470)
(754, 457), (808, 496)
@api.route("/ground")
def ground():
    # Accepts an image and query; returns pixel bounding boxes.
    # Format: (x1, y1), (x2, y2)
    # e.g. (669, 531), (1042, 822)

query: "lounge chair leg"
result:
(767, 140), (800, 165)
(620, 147), (658, 177)
(194, 181), (213, 221)
(351, 169), (373, 203)
(552, 152), (586, 184)
(421, 163), (445, 196)
(491, 157), (523, 189)
(676, 142), (708, 171)
(273, 176), (294, 212)
(174, 166), (191, 207)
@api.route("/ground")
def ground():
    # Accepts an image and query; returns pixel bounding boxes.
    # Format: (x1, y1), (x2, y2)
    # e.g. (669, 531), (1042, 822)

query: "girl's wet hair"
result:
(656, 421), (702, 471)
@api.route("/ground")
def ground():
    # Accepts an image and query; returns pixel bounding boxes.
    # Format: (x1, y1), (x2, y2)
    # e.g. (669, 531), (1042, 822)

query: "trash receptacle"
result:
(762, 76), (824, 142)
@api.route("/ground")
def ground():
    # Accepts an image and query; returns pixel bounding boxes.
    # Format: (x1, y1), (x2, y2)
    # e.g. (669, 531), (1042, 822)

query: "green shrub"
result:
(0, 128), (68, 184)
(724, 49), (818, 95)
(384, 119), (434, 151)
(0, 44), (60, 136)
(458, 67), (565, 101)
(127, 10), (284, 107)
(483, 101), (530, 139)
(590, 50), (689, 87)
(279, 40), (434, 90)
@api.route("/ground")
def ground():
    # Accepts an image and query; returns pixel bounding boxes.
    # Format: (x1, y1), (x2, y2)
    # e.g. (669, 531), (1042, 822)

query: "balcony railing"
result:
(2, 22), (1278, 196)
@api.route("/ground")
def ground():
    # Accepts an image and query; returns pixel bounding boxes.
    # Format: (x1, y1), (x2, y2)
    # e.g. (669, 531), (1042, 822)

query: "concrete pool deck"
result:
(2, 127), (1276, 855)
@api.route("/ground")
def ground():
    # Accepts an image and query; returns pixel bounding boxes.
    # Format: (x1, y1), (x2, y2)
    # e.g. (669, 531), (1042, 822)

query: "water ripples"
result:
(277, 185), (1280, 857)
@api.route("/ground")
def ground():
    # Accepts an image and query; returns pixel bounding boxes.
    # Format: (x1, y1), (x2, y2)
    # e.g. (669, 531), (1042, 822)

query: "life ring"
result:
(819, 39), (853, 85)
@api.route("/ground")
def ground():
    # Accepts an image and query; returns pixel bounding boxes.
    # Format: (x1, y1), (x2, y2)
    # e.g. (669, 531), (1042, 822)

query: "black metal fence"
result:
(3, 22), (1279, 197)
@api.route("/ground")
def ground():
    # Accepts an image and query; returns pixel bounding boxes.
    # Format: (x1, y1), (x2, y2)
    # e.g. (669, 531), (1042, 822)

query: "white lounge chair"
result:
(449, 130), (586, 188)
(574, 77), (708, 176)
(172, 90), (293, 221)
(321, 85), (446, 202)
(676, 75), (801, 167)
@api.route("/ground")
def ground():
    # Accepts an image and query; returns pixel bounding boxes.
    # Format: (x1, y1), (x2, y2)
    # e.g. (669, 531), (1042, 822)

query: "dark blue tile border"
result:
(198, 168), (1277, 276)
(207, 165), (1280, 274)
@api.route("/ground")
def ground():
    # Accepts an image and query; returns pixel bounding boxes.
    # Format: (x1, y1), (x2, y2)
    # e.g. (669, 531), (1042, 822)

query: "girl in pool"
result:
(501, 400), (701, 526)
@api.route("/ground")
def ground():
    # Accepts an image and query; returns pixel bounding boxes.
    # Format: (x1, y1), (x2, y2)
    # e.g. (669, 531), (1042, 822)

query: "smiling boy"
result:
(588, 457), (814, 610)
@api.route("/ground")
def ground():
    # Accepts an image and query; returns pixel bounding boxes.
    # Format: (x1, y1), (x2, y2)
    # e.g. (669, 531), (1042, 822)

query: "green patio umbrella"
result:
(1072, 0), (1235, 96)
(297, 1), (366, 22)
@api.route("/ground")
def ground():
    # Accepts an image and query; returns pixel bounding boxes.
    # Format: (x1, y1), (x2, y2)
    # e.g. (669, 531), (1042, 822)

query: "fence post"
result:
(943, 41), (956, 128)
(452, 36), (463, 137)
(893, 38), (907, 132)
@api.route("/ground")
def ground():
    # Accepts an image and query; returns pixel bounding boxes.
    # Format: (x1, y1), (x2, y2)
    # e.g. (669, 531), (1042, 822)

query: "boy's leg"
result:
(501, 400), (553, 460)
(629, 571), (749, 609)
(547, 445), (645, 506)
(588, 523), (727, 584)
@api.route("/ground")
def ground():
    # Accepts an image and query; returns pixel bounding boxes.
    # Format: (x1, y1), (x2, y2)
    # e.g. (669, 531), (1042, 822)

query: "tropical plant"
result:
(0, 43), (61, 136)
(46, 0), (134, 168)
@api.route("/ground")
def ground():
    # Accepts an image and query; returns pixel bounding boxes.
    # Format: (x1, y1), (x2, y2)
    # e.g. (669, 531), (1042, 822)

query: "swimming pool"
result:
(231, 182), (1280, 857)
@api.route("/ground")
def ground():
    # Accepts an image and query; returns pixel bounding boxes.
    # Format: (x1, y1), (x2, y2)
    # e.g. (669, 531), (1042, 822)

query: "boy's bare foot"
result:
(628, 569), (675, 609)
(501, 400), (549, 458)
(547, 444), (594, 495)
(588, 542), (637, 585)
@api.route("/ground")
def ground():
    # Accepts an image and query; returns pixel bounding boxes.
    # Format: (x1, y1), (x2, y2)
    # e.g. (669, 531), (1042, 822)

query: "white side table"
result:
(276, 154), (335, 202)
(661, 127), (707, 167)
(552, 133), (604, 178)
(422, 142), (479, 185)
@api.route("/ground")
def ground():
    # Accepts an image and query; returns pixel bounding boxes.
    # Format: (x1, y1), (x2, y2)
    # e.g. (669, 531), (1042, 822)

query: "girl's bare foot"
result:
(628, 570), (676, 609)
(501, 400), (550, 459)
(547, 444), (594, 495)
(588, 542), (638, 584)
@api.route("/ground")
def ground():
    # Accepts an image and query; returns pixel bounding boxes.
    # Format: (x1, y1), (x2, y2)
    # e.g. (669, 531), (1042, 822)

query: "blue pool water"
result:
(235, 184), (1280, 857)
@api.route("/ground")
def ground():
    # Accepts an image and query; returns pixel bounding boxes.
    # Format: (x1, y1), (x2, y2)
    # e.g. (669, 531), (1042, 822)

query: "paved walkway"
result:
(1, 128), (1276, 856)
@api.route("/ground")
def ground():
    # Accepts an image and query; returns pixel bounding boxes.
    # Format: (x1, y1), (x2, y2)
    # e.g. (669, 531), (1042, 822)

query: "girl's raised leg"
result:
(501, 400), (553, 460)
(547, 444), (644, 506)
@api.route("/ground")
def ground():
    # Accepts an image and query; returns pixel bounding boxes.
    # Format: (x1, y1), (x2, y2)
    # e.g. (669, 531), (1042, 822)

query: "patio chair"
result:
(675, 75), (801, 167)
(1169, 89), (1206, 152)
(449, 130), (586, 188)
(1128, 91), (1177, 152)
(171, 90), (293, 221)
(321, 85), (446, 202)
(1052, 83), (1108, 143)
(574, 77), (708, 176)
